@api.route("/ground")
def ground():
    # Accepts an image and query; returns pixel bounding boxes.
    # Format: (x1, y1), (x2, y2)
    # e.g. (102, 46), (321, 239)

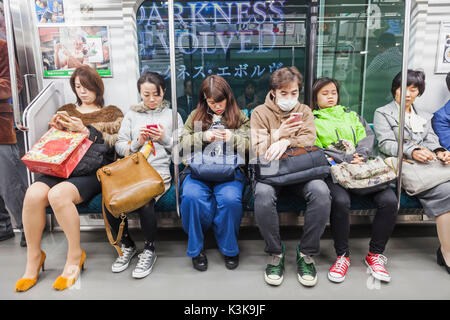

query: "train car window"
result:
(137, 0), (309, 121)
(317, 0), (405, 122)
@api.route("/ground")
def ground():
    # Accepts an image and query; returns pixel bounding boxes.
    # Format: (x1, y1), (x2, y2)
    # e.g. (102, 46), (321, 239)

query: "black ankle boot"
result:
(437, 247), (450, 274)
(20, 232), (27, 247)
(224, 254), (239, 270)
(192, 251), (208, 272)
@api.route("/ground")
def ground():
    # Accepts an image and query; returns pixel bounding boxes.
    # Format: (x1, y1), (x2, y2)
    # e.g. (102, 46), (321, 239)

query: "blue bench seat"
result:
(46, 182), (422, 218)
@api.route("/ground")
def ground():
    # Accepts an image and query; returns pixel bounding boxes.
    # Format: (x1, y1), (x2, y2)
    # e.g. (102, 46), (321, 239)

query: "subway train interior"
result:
(1, 0), (450, 302)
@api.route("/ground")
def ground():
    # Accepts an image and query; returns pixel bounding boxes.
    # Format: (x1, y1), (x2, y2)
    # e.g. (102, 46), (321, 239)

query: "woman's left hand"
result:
(148, 124), (166, 142)
(436, 150), (450, 165)
(57, 116), (88, 133)
(350, 153), (365, 164)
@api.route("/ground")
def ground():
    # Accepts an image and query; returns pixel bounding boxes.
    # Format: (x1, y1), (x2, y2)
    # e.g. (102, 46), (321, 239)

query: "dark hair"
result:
(391, 69), (426, 99)
(446, 72), (450, 91)
(377, 32), (396, 48)
(70, 65), (104, 107)
(137, 71), (166, 96)
(269, 66), (303, 93)
(244, 80), (256, 89)
(192, 75), (241, 130)
(184, 79), (192, 88)
(312, 77), (340, 110)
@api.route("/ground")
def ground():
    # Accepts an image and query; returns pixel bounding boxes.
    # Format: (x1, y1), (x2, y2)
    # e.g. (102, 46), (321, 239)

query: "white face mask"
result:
(277, 97), (298, 112)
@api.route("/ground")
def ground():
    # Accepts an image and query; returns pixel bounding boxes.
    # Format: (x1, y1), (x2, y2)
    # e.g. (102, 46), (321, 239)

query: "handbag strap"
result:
(101, 197), (126, 257)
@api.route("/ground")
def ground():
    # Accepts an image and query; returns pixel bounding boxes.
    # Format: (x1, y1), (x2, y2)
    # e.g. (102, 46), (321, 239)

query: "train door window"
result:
(137, 1), (309, 122)
(317, 0), (405, 122)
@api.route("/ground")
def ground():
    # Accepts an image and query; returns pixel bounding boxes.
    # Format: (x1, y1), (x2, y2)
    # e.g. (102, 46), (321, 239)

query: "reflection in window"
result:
(317, 0), (404, 122)
(137, 1), (308, 121)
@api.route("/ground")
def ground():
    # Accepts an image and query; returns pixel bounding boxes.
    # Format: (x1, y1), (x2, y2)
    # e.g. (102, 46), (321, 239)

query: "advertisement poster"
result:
(435, 21), (450, 74)
(38, 26), (112, 77)
(35, 0), (65, 23)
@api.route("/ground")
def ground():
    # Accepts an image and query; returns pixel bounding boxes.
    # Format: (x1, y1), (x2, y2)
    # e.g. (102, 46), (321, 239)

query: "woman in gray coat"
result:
(373, 70), (450, 275)
(107, 72), (183, 279)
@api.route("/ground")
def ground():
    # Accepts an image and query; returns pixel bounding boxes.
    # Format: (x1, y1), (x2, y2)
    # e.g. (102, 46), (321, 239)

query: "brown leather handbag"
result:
(97, 146), (165, 256)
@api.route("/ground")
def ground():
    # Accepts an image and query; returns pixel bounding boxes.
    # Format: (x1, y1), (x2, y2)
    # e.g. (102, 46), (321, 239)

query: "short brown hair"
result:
(70, 65), (105, 107)
(269, 66), (303, 92)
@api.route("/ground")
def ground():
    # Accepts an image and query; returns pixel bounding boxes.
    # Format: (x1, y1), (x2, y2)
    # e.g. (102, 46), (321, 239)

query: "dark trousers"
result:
(0, 144), (27, 232)
(106, 200), (157, 247)
(325, 178), (398, 256)
(253, 179), (331, 256)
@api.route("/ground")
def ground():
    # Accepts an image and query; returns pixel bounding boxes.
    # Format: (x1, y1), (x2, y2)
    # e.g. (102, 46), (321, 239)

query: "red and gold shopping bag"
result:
(22, 128), (93, 178)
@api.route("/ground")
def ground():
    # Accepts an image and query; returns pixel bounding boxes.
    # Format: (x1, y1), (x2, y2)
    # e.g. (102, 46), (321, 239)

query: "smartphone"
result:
(146, 124), (158, 129)
(56, 111), (71, 121)
(288, 112), (303, 123)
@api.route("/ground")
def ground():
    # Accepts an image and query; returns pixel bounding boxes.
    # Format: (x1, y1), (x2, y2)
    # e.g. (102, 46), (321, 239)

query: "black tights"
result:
(106, 200), (157, 251)
(325, 178), (398, 256)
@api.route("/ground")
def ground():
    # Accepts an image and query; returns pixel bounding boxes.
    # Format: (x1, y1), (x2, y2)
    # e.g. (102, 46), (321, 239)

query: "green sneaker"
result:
(264, 245), (285, 286)
(296, 245), (318, 287)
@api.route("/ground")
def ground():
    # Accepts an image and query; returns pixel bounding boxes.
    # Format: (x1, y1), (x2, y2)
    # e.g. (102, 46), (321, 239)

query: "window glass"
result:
(317, 0), (404, 122)
(137, 0), (309, 122)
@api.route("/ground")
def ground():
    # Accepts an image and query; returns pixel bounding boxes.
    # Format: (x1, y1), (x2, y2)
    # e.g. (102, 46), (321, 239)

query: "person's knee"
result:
(254, 183), (276, 208)
(181, 181), (204, 202)
(24, 183), (49, 208)
(47, 184), (77, 209)
(332, 193), (350, 211)
(305, 180), (331, 203)
(216, 191), (242, 210)
(380, 190), (398, 209)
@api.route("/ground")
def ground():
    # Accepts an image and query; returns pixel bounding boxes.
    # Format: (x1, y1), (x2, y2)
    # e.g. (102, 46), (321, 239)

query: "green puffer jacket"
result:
(313, 105), (375, 163)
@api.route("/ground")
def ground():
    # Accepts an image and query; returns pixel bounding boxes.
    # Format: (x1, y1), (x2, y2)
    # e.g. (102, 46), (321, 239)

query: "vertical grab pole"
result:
(4, 0), (26, 130)
(396, 0), (412, 210)
(168, 0), (180, 216)
(305, 0), (319, 107)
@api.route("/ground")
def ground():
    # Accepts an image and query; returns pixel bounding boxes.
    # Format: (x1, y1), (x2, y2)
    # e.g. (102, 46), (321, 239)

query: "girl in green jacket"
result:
(313, 77), (397, 284)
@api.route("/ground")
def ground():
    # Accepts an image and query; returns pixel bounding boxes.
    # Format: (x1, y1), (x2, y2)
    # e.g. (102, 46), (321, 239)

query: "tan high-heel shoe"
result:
(52, 250), (86, 291)
(15, 250), (46, 292)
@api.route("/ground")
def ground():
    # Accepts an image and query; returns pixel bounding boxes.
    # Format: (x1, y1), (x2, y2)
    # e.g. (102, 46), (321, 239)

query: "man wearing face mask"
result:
(250, 67), (331, 287)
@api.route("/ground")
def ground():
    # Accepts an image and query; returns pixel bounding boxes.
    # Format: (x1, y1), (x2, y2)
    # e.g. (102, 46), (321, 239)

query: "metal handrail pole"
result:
(168, 0), (180, 216)
(396, 0), (412, 210)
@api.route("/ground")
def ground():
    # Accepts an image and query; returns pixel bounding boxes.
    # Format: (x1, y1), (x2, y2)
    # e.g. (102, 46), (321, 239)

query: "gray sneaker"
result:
(132, 249), (157, 279)
(111, 245), (137, 273)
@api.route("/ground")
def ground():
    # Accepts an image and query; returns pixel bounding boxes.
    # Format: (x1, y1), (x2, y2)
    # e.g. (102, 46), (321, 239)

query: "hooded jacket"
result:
(313, 105), (375, 163)
(115, 100), (183, 184)
(250, 93), (316, 157)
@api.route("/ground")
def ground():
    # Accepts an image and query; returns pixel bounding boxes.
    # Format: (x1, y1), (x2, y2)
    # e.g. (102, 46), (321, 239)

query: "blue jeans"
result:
(180, 170), (245, 258)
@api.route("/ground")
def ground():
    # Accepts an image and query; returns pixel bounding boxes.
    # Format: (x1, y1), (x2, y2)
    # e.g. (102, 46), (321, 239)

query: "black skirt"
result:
(35, 173), (101, 203)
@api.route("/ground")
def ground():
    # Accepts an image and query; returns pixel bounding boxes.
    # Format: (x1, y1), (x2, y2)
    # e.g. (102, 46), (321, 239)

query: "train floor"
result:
(1, 224), (449, 300)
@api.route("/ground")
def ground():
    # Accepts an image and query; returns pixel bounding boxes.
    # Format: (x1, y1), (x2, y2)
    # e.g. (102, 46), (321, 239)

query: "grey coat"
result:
(115, 101), (184, 184)
(373, 100), (446, 159)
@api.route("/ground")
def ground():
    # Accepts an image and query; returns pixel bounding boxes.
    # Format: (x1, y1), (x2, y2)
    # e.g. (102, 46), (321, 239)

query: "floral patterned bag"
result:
(330, 157), (397, 195)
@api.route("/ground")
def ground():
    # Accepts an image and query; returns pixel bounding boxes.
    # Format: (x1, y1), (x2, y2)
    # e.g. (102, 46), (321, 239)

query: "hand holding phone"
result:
(287, 112), (303, 124)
